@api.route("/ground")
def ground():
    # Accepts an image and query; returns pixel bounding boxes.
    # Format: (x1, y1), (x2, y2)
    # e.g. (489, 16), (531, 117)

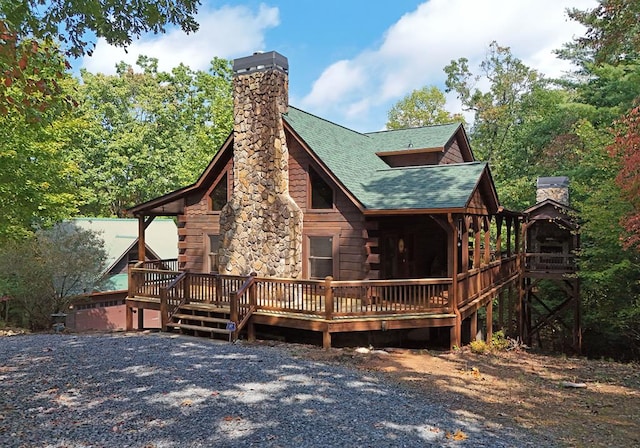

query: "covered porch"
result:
(126, 241), (520, 349)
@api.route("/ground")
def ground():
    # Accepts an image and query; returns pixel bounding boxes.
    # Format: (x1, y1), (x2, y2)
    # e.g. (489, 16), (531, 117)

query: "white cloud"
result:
(301, 0), (597, 131)
(80, 4), (279, 74)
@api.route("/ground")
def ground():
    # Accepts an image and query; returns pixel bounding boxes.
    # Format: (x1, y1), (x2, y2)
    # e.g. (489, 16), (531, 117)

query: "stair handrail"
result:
(229, 273), (257, 340)
(159, 271), (189, 331)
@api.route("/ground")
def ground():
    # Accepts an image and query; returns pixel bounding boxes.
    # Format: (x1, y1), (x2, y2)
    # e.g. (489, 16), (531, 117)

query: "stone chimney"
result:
(536, 176), (569, 206)
(218, 51), (303, 277)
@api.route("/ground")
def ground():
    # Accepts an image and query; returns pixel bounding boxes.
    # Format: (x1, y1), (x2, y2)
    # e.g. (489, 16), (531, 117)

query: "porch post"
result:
(137, 215), (146, 262)
(447, 214), (461, 350)
(495, 215), (503, 260)
(506, 217), (512, 257)
(473, 216), (481, 270)
(483, 217), (491, 265)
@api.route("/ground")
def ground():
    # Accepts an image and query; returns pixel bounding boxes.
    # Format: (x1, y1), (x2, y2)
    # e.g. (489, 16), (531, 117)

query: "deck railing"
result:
(129, 261), (181, 299)
(159, 271), (189, 329)
(330, 278), (451, 316)
(457, 255), (519, 308)
(525, 253), (576, 272)
(130, 256), (519, 328)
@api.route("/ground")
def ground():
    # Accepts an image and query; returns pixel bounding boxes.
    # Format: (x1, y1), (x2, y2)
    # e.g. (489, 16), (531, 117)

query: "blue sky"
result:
(78, 0), (597, 132)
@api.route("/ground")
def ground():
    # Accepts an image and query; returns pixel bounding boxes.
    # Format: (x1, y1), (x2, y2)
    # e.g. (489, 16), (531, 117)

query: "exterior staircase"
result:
(166, 303), (235, 340)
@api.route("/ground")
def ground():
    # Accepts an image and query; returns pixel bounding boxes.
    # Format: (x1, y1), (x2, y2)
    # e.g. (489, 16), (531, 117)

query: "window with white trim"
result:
(309, 236), (333, 279)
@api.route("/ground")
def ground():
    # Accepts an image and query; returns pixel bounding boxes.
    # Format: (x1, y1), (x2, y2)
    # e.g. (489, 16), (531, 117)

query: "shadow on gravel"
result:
(0, 333), (545, 447)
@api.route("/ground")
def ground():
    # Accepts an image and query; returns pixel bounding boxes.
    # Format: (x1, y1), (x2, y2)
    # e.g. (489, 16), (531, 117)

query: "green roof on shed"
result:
(283, 107), (485, 210)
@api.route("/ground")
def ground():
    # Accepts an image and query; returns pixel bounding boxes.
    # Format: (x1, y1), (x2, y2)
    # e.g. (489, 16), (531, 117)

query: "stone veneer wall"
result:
(218, 67), (303, 277)
(536, 187), (569, 206)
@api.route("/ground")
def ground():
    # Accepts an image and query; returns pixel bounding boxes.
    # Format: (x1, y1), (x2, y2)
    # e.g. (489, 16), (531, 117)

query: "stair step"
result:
(179, 303), (230, 313)
(166, 322), (232, 335)
(172, 313), (229, 325)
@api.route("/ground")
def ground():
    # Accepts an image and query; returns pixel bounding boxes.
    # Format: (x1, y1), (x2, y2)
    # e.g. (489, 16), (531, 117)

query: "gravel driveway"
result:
(0, 333), (554, 447)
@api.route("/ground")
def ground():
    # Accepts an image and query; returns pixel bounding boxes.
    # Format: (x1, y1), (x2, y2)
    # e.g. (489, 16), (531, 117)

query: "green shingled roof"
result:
(365, 123), (461, 152)
(284, 107), (485, 210)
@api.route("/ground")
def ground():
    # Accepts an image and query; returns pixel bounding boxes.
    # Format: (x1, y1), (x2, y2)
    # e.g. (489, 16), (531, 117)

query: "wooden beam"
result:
(486, 299), (493, 342)
(138, 215), (146, 262)
(447, 213), (462, 350)
(470, 311), (478, 342)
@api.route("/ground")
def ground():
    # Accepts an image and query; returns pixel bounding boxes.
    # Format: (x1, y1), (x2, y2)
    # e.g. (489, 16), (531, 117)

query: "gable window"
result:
(208, 234), (221, 272)
(309, 236), (333, 279)
(309, 167), (333, 209)
(209, 173), (228, 211)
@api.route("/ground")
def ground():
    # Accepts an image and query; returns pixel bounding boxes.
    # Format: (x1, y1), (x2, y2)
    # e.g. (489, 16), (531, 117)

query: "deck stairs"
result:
(166, 303), (234, 340)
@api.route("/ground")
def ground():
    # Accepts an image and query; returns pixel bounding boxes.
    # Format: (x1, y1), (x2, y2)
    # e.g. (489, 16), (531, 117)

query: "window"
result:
(309, 236), (333, 279)
(209, 173), (228, 211)
(208, 234), (221, 272)
(310, 168), (333, 209)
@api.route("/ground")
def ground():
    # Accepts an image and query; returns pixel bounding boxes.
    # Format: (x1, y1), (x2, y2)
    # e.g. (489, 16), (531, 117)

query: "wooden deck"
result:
(126, 257), (520, 348)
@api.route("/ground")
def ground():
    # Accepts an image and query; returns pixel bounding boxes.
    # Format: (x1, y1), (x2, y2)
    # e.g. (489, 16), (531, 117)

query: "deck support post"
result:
(160, 289), (168, 332)
(470, 311), (478, 341)
(137, 308), (144, 330)
(450, 315), (461, 350)
(323, 328), (332, 350)
(486, 298), (493, 342)
(126, 306), (133, 331)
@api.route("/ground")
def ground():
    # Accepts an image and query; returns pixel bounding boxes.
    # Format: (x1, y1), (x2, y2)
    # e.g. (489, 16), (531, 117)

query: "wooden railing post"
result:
(215, 275), (222, 307)
(248, 273), (257, 342)
(182, 272), (190, 304)
(128, 263), (135, 298)
(230, 291), (239, 324)
(324, 276), (334, 320)
(160, 288), (168, 332)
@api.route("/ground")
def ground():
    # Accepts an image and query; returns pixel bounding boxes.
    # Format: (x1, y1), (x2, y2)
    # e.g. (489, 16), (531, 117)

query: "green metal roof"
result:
(284, 107), (484, 210)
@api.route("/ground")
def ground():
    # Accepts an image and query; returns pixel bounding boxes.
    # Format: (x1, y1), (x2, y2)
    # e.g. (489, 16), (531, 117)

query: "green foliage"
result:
(73, 56), (233, 216)
(491, 330), (510, 351)
(0, 0), (199, 58)
(444, 41), (544, 181)
(566, 0), (640, 65)
(0, 223), (108, 330)
(386, 85), (463, 129)
(0, 74), (82, 241)
(469, 339), (489, 354)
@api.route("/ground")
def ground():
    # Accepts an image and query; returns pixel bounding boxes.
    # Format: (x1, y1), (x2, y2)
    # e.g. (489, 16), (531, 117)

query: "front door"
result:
(381, 232), (410, 279)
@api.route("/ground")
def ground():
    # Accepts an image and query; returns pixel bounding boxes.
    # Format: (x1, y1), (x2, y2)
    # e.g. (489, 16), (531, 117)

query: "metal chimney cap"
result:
(537, 176), (569, 188)
(233, 51), (288, 75)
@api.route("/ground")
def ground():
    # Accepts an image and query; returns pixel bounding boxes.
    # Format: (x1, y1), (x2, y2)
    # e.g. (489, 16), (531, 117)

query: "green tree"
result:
(386, 85), (463, 129)
(74, 56), (233, 216)
(0, 75), (83, 241)
(444, 41), (543, 179)
(0, 223), (108, 330)
(567, 0), (640, 64)
(0, 0), (199, 58)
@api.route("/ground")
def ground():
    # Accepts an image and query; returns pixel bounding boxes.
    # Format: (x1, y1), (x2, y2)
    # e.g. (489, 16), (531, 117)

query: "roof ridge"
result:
(375, 161), (485, 172)
(286, 105), (371, 139)
(364, 122), (461, 136)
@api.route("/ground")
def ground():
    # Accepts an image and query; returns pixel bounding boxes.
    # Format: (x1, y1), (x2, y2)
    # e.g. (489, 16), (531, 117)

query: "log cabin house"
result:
(126, 51), (526, 349)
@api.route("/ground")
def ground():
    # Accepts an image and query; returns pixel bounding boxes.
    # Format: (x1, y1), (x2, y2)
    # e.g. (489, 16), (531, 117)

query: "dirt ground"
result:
(282, 343), (640, 448)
